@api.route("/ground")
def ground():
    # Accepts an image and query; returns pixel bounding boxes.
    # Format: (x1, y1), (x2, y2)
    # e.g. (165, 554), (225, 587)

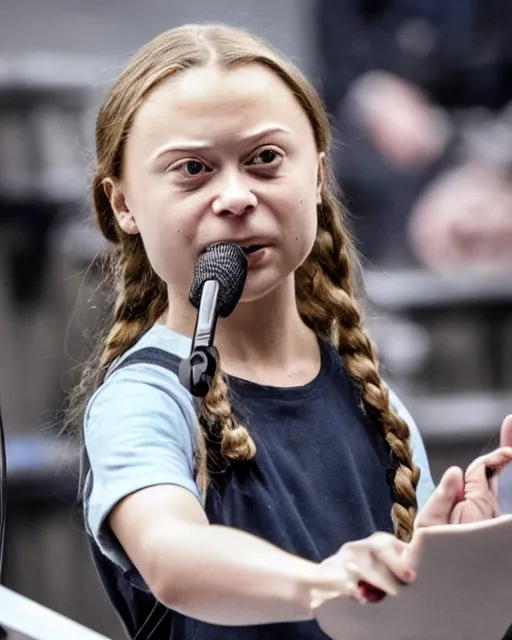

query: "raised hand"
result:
(415, 415), (512, 528)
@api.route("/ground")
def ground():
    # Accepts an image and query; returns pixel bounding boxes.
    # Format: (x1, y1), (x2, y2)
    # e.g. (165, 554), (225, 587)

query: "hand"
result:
(312, 532), (416, 609)
(409, 164), (512, 271)
(415, 415), (512, 528)
(349, 71), (448, 170)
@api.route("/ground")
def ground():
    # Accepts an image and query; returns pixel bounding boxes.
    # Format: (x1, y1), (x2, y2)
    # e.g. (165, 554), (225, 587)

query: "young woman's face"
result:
(110, 63), (323, 305)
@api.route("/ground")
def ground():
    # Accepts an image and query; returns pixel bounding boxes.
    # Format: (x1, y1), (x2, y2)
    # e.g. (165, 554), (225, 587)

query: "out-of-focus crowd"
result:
(316, 0), (512, 272)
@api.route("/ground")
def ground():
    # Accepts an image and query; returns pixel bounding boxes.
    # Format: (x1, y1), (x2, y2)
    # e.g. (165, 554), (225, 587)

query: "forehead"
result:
(128, 63), (315, 149)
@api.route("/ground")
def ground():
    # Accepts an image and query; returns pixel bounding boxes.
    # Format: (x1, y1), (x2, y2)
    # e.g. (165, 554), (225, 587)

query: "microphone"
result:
(178, 242), (248, 397)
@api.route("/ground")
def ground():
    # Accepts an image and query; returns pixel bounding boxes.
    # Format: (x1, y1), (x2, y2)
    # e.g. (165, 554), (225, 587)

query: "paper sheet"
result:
(315, 515), (512, 640)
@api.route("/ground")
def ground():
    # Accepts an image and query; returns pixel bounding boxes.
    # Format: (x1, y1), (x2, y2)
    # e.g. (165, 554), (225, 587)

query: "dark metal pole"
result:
(0, 402), (8, 638)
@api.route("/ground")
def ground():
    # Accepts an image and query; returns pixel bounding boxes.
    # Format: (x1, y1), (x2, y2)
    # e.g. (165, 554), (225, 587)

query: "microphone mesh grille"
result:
(189, 243), (248, 317)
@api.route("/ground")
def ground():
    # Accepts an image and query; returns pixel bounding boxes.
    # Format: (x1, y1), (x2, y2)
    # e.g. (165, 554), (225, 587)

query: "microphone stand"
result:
(0, 403), (7, 638)
(179, 280), (220, 398)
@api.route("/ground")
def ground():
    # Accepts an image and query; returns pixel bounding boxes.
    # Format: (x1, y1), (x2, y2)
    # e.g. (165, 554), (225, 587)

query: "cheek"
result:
(124, 173), (201, 287)
(136, 208), (196, 288)
(287, 195), (318, 258)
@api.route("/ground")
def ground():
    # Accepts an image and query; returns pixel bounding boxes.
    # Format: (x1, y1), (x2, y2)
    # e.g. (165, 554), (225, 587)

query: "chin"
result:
(237, 267), (295, 306)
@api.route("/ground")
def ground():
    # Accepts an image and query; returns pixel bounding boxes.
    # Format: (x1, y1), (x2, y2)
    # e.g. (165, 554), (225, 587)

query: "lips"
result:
(241, 245), (264, 255)
(203, 239), (269, 255)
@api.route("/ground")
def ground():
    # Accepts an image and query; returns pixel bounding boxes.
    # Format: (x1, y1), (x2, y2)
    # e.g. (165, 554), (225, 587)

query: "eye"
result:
(181, 160), (207, 176)
(249, 148), (282, 166)
(170, 159), (211, 178)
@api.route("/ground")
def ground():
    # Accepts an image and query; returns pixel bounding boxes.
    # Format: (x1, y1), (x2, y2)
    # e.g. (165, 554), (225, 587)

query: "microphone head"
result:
(189, 242), (248, 317)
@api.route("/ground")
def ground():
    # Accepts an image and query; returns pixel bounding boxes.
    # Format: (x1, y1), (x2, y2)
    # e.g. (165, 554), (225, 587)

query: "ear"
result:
(316, 152), (326, 205)
(103, 178), (139, 235)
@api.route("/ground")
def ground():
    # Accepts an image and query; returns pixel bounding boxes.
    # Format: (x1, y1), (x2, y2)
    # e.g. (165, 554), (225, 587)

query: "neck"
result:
(217, 284), (317, 370)
(165, 278), (319, 375)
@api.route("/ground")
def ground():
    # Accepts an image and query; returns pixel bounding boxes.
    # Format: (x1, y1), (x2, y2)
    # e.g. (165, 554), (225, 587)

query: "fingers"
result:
(354, 554), (410, 599)
(463, 447), (512, 503)
(358, 580), (387, 603)
(414, 466), (464, 529)
(319, 532), (418, 609)
(371, 537), (416, 585)
(343, 558), (402, 601)
(480, 447), (512, 472)
(340, 533), (416, 601)
(343, 562), (378, 603)
(467, 415), (512, 473)
(500, 415), (512, 448)
(465, 446), (512, 479)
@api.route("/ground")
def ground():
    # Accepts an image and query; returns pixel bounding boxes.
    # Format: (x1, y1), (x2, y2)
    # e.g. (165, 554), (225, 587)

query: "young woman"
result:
(77, 24), (512, 639)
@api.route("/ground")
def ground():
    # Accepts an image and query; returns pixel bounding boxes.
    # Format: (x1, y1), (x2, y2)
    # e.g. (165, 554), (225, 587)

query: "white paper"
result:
(0, 585), (112, 640)
(315, 515), (512, 640)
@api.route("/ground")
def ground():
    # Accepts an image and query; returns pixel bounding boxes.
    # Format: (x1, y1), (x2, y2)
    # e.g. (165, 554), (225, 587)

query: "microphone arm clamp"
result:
(178, 345), (219, 398)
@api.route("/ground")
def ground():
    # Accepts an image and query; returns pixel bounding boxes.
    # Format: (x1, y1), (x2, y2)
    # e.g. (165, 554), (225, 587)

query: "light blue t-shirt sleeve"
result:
(84, 362), (201, 570)
(389, 389), (436, 510)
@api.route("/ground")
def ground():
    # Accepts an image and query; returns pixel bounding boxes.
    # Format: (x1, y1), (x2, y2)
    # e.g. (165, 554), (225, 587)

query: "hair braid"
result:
(99, 235), (168, 375)
(69, 233), (168, 493)
(297, 194), (420, 542)
(198, 368), (256, 480)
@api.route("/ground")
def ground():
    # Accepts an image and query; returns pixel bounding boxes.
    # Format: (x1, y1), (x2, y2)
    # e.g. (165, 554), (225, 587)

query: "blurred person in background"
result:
(317, 0), (512, 271)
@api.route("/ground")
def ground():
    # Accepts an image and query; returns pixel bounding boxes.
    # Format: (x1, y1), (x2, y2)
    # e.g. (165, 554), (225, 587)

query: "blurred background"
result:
(0, 0), (511, 638)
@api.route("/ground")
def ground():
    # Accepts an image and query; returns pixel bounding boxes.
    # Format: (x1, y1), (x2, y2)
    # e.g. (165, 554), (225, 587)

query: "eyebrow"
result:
(151, 125), (293, 161)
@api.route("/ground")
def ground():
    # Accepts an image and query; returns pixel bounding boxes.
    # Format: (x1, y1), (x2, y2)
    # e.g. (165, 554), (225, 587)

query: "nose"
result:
(211, 170), (258, 217)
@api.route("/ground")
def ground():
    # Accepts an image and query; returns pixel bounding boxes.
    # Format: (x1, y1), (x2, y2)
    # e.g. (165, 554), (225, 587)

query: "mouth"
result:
(203, 240), (268, 258)
(240, 244), (264, 255)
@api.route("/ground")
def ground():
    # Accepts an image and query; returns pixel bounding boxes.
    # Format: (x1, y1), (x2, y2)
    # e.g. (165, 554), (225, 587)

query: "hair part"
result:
(73, 23), (418, 540)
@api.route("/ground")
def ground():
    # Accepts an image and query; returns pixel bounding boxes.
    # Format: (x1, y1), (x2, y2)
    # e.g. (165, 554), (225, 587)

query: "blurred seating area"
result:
(0, 1), (511, 638)
(314, 0), (512, 489)
(0, 49), (121, 638)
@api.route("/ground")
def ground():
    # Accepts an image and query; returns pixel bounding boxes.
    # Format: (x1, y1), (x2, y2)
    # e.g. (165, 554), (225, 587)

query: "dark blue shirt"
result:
(85, 326), (434, 639)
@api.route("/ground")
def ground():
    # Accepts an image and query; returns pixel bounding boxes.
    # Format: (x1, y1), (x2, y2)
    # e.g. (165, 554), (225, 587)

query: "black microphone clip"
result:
(178, 345), (219, 398)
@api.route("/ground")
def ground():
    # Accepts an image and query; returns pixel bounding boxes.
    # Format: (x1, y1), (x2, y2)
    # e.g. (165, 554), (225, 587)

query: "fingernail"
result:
(358, 581), (388, 602)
